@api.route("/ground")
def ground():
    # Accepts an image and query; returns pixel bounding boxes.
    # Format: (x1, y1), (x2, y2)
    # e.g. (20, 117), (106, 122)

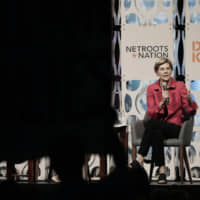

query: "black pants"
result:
(138, 119), (181, 166)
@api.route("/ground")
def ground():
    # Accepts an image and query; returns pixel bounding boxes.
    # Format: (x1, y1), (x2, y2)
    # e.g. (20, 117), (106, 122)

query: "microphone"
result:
(162, 82), (169, 104)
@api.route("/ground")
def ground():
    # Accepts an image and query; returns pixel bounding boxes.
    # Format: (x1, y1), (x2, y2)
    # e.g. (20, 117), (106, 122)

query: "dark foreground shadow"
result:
(1, 1), (150, 200)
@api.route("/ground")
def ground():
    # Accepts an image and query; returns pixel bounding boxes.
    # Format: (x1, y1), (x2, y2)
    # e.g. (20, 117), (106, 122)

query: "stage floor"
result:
(0, 180), (200, 200)
(149, 181), (200, 200)
(150, 180), (200, 186)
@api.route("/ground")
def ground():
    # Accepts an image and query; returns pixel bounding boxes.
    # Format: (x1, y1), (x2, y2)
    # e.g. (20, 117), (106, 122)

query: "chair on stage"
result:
(131, 111), (194, 184)
(83, 123), (128, 181)
(7, 159), (39, 183)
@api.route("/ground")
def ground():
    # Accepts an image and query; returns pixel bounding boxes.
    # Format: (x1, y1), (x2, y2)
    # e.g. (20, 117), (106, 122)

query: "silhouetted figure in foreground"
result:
(1, 1), (150, 200)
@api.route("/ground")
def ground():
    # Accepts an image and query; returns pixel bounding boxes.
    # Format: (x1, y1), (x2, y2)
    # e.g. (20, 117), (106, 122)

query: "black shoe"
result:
(158, 173), (167, 184)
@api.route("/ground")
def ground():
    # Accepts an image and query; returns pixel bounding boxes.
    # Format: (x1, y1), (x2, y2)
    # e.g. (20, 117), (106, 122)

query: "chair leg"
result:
(28, 159), (39, 183)
(183, 147), (192, 184)
(7, 161), (15, 181)
(149, 161), (154, 183)
(48, 160), (53, 181)
(179, 145), (184, 184)
(34, 159), (39, 182)
(100, 154), (107, 179)
(28, 160), (34, 183)
(84, 154), (90, 181)
(132, 145), (137, 161)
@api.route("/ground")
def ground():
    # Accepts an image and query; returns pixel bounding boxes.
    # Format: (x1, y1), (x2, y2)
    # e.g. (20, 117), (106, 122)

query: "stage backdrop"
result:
(1, 0), (200, 182)
(87, 0), (200, 182)
(120, 0), (200, 181)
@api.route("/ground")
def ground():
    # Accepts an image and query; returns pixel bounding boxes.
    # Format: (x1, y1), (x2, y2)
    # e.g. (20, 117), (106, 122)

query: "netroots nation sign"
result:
(121, 0), (173, 81)
(126, 44), (169, 59)
(121, 25), (173, 80)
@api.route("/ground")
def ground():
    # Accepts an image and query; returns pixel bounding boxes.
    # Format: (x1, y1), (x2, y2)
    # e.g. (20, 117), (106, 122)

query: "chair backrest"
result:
(164, 115), (194, 146)
(131, 112), (150, 146)
(178, 116), (194, 146)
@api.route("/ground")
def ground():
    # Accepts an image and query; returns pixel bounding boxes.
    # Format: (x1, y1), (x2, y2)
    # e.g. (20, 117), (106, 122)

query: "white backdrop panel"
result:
(121, 25), (173, 80)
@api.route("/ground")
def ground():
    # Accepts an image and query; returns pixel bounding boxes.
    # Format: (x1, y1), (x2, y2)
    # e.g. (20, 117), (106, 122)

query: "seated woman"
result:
(131, 57), (198, 184)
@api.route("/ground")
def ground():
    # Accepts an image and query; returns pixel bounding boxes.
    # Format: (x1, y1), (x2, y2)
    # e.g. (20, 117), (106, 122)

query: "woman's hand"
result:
(162, 90), (169, 102)
(159, 89), (169, 109)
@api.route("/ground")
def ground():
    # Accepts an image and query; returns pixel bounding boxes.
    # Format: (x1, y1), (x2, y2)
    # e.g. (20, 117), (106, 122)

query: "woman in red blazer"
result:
(133, 58), (198, 184)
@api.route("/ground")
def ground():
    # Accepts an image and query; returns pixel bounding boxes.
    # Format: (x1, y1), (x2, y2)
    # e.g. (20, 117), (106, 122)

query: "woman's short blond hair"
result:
(154, 57), (173, 73)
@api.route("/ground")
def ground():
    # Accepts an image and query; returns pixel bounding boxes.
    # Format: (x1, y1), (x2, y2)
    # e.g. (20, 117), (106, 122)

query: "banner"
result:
(121, 25), (173, 80)
(185, 0), (200, 181)
(185, 1), (200, 81)
(121, 0), (173, 120)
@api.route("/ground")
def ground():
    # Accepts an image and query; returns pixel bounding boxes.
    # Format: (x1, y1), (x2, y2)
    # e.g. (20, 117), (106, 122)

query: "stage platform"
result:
(149, 181), (200, 200)
(0, 180), (200, 200)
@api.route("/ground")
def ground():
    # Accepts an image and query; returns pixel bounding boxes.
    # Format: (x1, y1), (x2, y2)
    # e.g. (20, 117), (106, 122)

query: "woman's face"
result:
(156, 62), (172, 82)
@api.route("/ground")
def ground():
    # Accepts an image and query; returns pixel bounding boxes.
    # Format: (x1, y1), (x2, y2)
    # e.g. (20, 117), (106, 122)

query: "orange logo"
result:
(192, 41), (200, 63)
(132, 53), (136, 58)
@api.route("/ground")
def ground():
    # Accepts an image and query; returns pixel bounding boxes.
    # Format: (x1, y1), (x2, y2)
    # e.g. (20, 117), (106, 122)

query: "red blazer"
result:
(147, 78), (198, 126)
